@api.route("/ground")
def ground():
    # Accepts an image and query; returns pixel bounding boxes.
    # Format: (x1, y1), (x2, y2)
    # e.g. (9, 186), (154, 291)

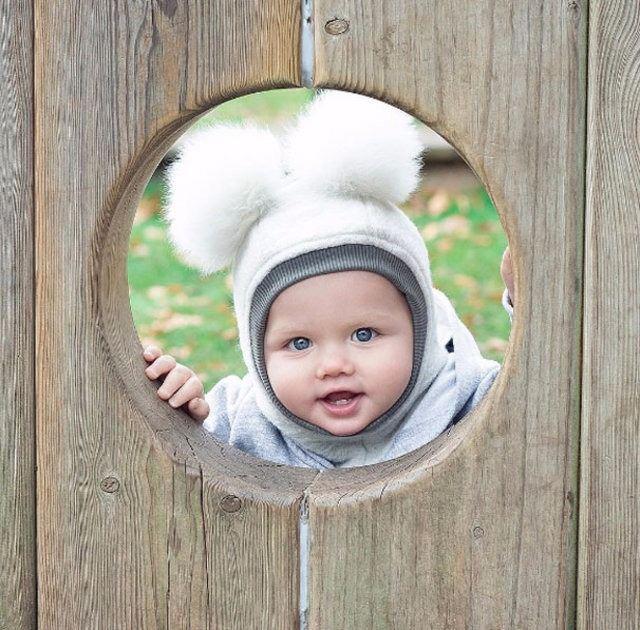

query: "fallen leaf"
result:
(440, 215), (471, 236)
(171, 293), (190, 306)
(455, 195), (471, 213)
(150, 312), (204, 333)
(143, 225), (165, 241)
(421, 223), (440, 240)
(462, 313), (477, 328)
(437, 238), (453, 252)
(426, 191), (451, 216)
(453, 274), (478, 289)
(131, 243), (150, 257)
(147, 286), (168, 300)
(468, 295), (486, 310)
(221, 327), (238, 341)
(190, 296), (214, 306)
(134, 197), (160, 224)
(215, 302), (233, 314)
(482, 337), (508, 354)
(169, 345), (193, 360)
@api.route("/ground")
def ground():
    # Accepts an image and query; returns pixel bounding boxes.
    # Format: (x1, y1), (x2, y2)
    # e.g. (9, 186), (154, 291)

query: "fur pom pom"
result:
(163, 123), (284, 274)
(284, 90), (424, 205)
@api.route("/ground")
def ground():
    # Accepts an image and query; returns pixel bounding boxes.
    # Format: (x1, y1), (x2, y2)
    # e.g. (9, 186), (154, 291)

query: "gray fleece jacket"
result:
(203, 289), (511, 469)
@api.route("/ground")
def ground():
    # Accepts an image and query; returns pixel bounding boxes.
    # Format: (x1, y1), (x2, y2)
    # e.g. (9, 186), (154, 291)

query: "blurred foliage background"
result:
(128, 88), (509, 392)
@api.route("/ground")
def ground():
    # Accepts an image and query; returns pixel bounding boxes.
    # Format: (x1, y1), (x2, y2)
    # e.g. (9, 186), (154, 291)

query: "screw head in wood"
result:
(325, 18), (349, 36)
(219, 495), (242, 513)
(473, 526), (485, 539)
(100, 476), (120, 493)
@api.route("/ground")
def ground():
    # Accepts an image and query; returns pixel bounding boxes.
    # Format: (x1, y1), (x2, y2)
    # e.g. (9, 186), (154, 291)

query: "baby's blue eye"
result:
(352, 327), (376, 342)
(288, 337), (311, 351)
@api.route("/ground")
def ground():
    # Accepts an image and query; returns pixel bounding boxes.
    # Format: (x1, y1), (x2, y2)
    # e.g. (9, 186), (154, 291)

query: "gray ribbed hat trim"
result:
(249, 244), (428, 435)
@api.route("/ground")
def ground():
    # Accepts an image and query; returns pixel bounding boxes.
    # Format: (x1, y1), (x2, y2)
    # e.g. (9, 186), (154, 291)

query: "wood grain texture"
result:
(35, 2), (314, 627)
(0, 1), (35, 628)
(580, 2), (640, 628)
(309, 1), (586, 627)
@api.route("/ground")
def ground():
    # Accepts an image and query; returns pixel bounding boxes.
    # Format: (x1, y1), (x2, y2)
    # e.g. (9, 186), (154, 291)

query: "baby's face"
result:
(264, 271), (413, 436)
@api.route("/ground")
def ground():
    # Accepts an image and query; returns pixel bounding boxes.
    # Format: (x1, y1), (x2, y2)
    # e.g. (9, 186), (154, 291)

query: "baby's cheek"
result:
(371, 349), (412, 396)
(267, 358), (310, 408)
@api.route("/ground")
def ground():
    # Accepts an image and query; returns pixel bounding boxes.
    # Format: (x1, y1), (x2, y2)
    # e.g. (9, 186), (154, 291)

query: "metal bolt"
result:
(219, 495), (242, 513)
(325, 18), (349, 36)
(100, 476), (120, 494)
(473, 526), (485, 539)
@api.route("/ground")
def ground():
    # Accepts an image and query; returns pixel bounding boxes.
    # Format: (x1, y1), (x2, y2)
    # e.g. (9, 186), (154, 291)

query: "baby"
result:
(143, 90), (515, 469)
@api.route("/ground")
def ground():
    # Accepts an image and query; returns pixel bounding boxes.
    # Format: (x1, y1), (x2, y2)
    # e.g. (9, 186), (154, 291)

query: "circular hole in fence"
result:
(127, 87), (511, 471)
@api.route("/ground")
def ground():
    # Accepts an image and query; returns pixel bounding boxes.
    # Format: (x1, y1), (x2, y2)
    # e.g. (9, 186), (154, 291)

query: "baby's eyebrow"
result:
(339, 311), (398, 327)
(265, 326), (307, 339)
(267, 312), (396, 338)
(353, 310), (396, 321)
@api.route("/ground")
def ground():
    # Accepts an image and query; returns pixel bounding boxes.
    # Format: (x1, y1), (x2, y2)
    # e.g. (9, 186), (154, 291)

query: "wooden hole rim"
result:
(97, 85), (518, 504)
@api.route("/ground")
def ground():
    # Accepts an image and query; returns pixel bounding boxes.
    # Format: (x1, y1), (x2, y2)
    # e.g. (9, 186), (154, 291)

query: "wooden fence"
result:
(1, 0), (638, 627)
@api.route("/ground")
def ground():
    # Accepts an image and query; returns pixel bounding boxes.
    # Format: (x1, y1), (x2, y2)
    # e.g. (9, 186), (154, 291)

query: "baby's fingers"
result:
(186, 397), (210, 423)
(145, 354), (176, 380)
(143, 345), (162, 363)
(157, 365), (192, 400)
(167, 375), (204, 409)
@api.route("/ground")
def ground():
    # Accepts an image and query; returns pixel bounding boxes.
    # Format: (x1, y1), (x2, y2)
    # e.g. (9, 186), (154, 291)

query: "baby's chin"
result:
(307, 401), (378, 436)
(321, 420), (374, 436)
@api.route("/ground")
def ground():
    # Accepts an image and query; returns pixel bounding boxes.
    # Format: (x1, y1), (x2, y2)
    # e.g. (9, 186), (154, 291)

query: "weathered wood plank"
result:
(309, 1), (586, 627)
(35, 2), (313, 627)
(579, 2), (640, 628)
(0, 1), (35, 628)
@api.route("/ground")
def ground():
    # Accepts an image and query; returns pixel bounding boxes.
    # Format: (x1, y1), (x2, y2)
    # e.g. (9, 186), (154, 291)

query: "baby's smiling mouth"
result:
(323, 391), (358, 405)
(318, 390), (364, 417)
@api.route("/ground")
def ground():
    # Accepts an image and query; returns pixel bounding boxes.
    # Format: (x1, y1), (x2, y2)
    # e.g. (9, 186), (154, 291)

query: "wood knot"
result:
(325, 18), (349, 36)
(100, 476), (120, 494)
(219, 495), (242, 513)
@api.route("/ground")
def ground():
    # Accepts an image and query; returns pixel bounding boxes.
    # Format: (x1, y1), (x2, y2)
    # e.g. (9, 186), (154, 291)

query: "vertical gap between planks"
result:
(299, 489), (311, 629)
(299, 3), (314, 626)
(300, 0), (314, 87)
(576, 0), (591, 627)
(31, 0), (39, 625)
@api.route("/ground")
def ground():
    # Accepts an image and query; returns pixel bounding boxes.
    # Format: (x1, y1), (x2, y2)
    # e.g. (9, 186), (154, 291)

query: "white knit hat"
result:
(164, 90), (448, 450)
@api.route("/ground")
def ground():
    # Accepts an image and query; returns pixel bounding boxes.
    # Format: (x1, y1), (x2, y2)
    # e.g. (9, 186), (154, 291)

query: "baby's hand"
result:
(500, 247), (515, 305)
(143, 345), (210, 423)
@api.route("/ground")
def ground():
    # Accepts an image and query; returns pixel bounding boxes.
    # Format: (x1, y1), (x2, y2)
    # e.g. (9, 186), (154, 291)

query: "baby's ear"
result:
(163, 123), (285, 274)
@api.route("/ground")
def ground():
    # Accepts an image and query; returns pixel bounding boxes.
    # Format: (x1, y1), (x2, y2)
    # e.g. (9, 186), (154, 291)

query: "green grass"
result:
(193, 88), (315, 128)
(413, 191), (509, 350)
(128, 88), (510, 391)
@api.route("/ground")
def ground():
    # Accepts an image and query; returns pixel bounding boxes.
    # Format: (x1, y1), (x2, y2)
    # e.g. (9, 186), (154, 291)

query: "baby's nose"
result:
(315, 348), (356, 379)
